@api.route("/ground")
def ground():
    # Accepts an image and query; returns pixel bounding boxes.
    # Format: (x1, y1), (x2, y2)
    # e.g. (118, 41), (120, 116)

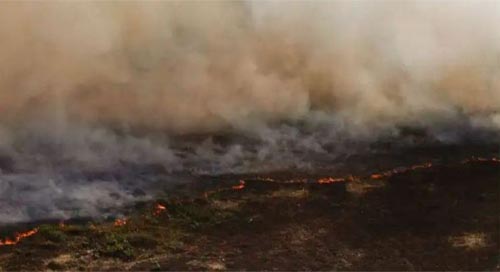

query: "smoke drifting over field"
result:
(0, 1), (499, 223)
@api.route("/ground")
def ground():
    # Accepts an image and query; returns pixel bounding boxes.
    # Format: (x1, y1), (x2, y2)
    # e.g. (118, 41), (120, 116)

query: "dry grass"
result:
(270, 188), (309, 199)
(346, 180), (385, 196)
(449, 232), (489, 250)
(0, 161), (498, 271)
(210, 199), (241, 211)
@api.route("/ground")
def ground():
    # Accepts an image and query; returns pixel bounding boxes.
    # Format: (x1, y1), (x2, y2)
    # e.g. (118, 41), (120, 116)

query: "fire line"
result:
(1, 156), (498, 248)
(0, 228), (39, 247)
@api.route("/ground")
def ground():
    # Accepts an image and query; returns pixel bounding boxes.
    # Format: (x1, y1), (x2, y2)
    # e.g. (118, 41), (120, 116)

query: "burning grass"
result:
(0, 158), (499, 270)
(0, 228), (38, 246)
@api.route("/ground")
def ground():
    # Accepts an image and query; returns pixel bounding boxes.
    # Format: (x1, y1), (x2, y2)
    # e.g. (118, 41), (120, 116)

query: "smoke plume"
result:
(0, 1), (499, 223)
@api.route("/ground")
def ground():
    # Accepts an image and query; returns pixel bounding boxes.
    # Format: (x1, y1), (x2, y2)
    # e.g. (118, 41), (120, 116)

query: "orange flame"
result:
(232, 180), (245, 190)
(202, 180), (246, 197)
(0, 228), (38, 246)
(240, 157), (497, 185)
(370, 162), (433, 180)
(317, 177), (346, 184)
(114, 218), (127, 227)
(153, 203), (167, 216)
(370, 173), (384, 179)
(2, 155), (496, 248)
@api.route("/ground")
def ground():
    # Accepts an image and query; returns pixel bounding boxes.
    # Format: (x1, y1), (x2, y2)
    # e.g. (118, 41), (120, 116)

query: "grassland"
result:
(0, 160), (498, 270)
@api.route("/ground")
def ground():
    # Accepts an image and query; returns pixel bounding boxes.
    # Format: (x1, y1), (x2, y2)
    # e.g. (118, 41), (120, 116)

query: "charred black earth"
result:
(0, 158), (498, 271)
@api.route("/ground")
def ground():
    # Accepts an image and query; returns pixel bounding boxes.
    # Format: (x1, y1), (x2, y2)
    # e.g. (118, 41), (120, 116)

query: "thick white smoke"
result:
(1, 1), (500, 133)
(0, 1), (499, 223)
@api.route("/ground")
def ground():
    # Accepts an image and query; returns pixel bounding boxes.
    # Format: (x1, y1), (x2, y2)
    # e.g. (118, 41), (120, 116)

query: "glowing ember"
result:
(0, 155), (494, 249)
(0, 228), (38, 246)
(232, 180), (246, 190)
(370, 173), (384, 179)
(114, 218), (127, 227)
(369, 162), (433, 180)
(241, 157), (496, 186)
(317, 177), (346, 184)
(153, 203), (167, 216)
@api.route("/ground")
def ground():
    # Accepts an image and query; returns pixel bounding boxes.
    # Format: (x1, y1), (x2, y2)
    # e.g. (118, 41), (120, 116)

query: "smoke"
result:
(0, 1), (499, 223)
(2, 1), (500, 133)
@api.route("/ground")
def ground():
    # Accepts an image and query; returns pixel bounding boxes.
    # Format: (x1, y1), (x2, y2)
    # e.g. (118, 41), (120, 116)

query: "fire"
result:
(233, 157), (497, 186)
(317, 177), (346, 184)
(153, 203), (167, 216)
(0, 228), (38, 246)
(203, 180), (247, 198)
(114, 218), (127, 227)
(370, 162), (433, 180)
(0, 155), (495, 249)
(370, 173), (384, 179)
(232, 180), (245, 190)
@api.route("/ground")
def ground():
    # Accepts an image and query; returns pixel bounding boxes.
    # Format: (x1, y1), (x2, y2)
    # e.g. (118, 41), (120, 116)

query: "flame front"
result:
(153, 203), (167, 216)
(0, 156), (497, 248)
(317, 177), (346, 184)
(114, 218), (128, 227)
(232, 180), (245, 190)
(370, 162), (433, 180)
(0, 228), (38, 247)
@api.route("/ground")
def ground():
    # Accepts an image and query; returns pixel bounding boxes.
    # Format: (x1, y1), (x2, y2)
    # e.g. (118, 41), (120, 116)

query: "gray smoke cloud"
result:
(0, 1), (499, 223)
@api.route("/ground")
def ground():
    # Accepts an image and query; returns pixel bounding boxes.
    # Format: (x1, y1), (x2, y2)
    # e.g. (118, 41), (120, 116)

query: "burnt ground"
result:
(0, 160), (499, 271)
